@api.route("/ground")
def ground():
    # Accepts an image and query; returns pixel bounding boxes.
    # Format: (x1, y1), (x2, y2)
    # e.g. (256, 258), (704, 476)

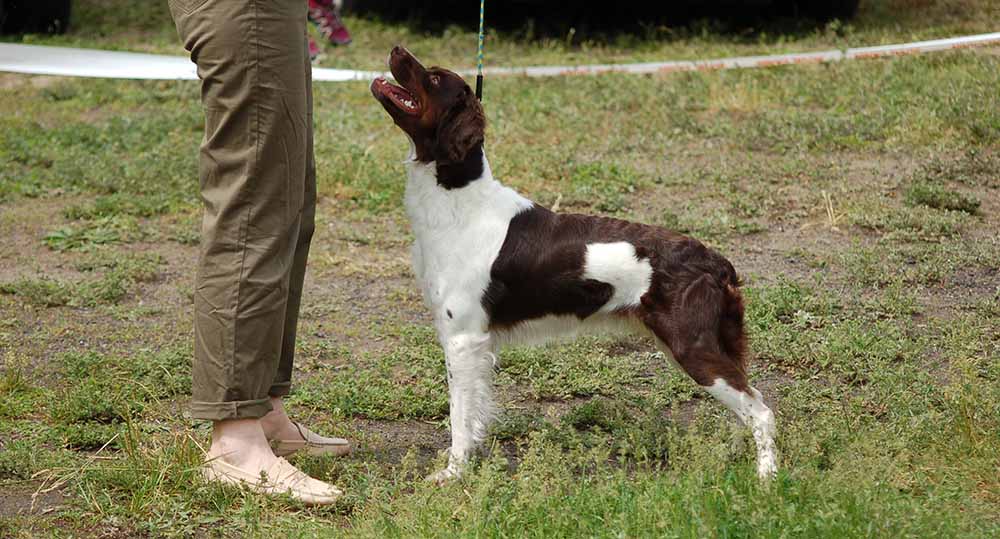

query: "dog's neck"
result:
(435, 144), (485, 190)
(404, 149), (533, 234)
(404, 136), (486, 190)
(405, 148), (493, 199)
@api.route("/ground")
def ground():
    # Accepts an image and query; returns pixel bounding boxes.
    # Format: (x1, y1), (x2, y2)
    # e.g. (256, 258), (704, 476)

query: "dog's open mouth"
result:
(372, 77), (421, 115)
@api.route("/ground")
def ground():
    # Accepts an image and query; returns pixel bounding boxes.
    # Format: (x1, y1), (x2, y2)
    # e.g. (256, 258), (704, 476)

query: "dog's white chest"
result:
(403, 157), (532, 312)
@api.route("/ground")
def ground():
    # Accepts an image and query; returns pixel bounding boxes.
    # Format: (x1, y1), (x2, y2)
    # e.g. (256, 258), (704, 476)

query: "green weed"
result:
(835, 240), (999, 288)
(904, 181), (981, 214)
(0, 251), (161, 307)
(0, 437), (77, 481)
(491, 410), (544, 441)
(63, 193), (175, 221)
(292, 326), (449, 420)
(560, 397), (629, 432)
(0, 278), (75, 307)
(0, 361), (38, 420)
(918, 148), (1000, 189)
(848, 198), (969, 241)
(500, 337), (649, 400)
(662, 208), (766, 241)
(44, 215), (142, 252)
(564, 162), (644, 214)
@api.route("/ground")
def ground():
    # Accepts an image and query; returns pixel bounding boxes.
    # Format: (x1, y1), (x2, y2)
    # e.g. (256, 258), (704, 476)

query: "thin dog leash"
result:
(475, 0), (485, 100)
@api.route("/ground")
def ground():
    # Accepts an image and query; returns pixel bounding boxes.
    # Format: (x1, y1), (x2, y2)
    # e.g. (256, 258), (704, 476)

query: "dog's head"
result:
(371, 46), (485, 165)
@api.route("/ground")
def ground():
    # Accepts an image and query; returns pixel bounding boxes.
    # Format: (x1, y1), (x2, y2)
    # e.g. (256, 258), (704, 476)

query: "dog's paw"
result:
(757, 458), (778, 481)
(425, 466), (461, 485)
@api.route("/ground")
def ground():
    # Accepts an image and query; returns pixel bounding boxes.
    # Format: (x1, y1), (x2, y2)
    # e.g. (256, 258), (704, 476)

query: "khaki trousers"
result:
(168, 0), (316, 420)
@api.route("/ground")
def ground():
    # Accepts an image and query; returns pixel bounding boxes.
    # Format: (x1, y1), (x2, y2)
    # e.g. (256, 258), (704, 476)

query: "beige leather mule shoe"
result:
(203, 456), (343, 506)
(270, 422), (352, 457)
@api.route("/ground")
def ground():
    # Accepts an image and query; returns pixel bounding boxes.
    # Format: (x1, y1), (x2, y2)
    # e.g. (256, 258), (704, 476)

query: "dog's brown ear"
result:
(433, 88), (485, 164)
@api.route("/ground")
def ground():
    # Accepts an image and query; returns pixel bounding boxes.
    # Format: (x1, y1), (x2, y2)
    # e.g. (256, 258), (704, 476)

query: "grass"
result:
(1, 0), (999, 537)
(0, 251), (161, 307)
(904, 182), (981, 214)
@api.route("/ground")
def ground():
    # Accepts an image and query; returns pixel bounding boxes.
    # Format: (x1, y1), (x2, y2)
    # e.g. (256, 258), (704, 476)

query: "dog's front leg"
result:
(426, 327), (496, 484)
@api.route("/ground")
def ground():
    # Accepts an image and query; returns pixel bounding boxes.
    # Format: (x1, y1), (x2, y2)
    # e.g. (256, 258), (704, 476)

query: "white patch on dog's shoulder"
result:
(582, 242), (653, 312)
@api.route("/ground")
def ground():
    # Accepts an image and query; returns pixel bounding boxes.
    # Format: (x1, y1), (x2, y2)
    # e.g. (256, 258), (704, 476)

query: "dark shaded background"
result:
(0, 0), (859, 37)
(347, 0), (860, 35)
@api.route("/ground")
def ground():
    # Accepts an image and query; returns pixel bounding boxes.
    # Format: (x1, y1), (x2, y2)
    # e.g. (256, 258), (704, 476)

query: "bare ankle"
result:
(209, 418), (274, 469)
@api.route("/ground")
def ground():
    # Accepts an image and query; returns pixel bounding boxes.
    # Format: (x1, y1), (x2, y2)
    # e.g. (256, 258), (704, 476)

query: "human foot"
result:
(203, 418), (343, 505)
(203, 457), (343, 505)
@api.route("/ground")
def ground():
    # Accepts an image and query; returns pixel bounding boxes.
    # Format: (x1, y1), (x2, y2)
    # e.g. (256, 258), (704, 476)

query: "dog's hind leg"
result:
(643, 274), (777, 479)
(703, 378), (777, 479)
(426, 326), (496, 484)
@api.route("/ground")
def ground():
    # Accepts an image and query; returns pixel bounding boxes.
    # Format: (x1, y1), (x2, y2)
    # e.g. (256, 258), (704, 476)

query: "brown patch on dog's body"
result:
(483, 204), (749, 391)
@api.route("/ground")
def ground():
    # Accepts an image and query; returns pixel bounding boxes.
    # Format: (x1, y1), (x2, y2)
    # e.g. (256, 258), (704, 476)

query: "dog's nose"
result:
(392, 45), (416, 60)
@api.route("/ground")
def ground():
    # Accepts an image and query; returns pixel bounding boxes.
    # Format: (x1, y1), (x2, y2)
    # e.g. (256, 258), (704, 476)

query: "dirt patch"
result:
(919, 265), (1000, 319)
(0, 195), (90, 284)
(600, 336), (650, 357)
(0, 483), (67, 518)
(352, 418), (449, 467)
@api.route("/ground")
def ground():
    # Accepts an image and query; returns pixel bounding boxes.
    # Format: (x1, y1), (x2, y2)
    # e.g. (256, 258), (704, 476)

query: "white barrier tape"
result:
(464, 31), (1000, 78)
(1, 32), (999, 82)
(0, 43), (384, 81)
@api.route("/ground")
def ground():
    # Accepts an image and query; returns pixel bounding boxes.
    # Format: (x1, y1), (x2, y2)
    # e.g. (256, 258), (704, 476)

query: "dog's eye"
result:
(430, 75), (440, 86)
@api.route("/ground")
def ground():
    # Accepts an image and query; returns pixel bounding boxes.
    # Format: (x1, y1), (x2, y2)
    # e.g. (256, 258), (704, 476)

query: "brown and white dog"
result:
(371, 46), (777, 482)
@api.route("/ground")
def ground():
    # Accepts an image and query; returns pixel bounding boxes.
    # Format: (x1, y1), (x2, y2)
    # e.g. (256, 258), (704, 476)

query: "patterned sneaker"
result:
(308, 0), (352, 46)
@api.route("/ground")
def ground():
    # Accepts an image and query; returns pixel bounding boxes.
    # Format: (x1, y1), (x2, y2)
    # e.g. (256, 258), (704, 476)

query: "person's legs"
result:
(267, 39), (316, 408)
(253, 30), (349, 454)
(168, 0), (323, 472)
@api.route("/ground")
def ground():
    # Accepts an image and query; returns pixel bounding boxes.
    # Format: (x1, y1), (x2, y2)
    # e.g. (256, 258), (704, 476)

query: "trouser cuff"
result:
(190, 398), (273, 421)
(268, 381), (291, 398)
